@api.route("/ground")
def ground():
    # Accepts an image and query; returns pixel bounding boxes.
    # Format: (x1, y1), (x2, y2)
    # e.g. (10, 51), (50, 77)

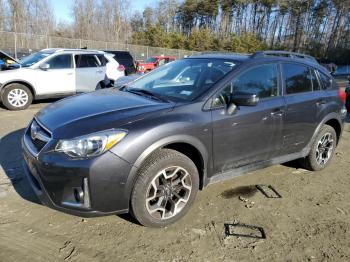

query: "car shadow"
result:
(0, 128), (40, 204)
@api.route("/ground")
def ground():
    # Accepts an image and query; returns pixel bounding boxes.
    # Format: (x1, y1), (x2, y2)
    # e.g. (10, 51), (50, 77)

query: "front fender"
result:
(112, 134), (209, 208)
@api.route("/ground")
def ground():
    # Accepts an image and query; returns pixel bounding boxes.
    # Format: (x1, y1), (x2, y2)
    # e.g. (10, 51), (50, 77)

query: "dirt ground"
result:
(0, 101), (350, 262)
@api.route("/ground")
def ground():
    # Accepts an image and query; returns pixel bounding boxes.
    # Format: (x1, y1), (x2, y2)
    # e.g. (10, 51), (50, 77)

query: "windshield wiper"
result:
(126, 88), (169, 102)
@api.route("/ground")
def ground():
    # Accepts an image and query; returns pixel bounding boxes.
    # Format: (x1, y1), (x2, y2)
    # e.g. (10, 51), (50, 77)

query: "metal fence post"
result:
(14, 32), (17, 59)
(146, 46), (149, 59)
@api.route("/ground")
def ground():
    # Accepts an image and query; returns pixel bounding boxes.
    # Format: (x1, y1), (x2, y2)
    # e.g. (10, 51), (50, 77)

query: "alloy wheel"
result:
(146, 166), (192, 220)
(316, 132), (334, 166)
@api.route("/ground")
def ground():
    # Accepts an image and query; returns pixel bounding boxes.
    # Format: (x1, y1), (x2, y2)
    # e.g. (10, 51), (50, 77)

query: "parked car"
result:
(0, 48), (109, 110)
(137, 55), (176, 73)
(22, 51), (347, 227)
(104, 53), (125, 84)
(332, 65), (350, 89)
(0, 50), (21, 71)
(103, 50), (136, 76)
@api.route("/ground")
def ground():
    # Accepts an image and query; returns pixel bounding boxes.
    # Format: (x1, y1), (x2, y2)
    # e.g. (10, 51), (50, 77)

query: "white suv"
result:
(0, 48), (108, 110)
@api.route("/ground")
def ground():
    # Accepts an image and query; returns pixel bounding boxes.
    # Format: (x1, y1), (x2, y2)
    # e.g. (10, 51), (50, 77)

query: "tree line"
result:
(131, 0), (350, 64)
(0, 0), (349, 64)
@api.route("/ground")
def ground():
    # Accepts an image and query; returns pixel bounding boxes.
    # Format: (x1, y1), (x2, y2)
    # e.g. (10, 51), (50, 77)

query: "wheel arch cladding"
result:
(324, 118), (342, 145)
(122, 135), (209, 209)
(163, 142), (205, 189)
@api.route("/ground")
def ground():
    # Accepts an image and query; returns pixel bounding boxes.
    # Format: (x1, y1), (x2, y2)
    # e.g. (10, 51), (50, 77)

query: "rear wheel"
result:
(300, 125), (337, 171)
(1, 84), (33, 110)
(346, 94), (350, 112)
(131, 149), (199, 227)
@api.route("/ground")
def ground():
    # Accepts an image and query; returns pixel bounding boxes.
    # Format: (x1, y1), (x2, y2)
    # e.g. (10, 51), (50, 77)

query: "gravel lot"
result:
(1, 100), (350, 262)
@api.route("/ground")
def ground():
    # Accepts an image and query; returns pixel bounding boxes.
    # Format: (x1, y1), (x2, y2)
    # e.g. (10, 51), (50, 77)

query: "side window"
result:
(212, 64), (278, 108)
(282, 63), (312, 94)
(158, 59), (166, 66)
(318, 71), (332, 90)
(75, 55), (100, 68)
(96, 55), (107, 66)
(311, 69), (321, 91)
(231, 64), (278, 98)
(46, 54), (72, 69)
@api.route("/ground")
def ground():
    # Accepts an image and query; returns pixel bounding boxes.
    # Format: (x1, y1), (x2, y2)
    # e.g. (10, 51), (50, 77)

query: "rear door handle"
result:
(96, 70), (103, 74)
(270, 108), (284, 117)
(316, 99), (326, 106)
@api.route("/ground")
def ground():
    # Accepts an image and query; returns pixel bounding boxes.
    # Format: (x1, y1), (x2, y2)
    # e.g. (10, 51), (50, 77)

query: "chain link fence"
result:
(0, 31), (197, 61)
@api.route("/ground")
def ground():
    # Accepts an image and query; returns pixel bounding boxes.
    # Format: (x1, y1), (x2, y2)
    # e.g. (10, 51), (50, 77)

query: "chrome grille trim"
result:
(24, 118), (52, 157)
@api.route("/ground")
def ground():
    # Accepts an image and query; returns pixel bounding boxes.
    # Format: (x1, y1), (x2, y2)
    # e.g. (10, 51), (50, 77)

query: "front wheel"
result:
(300, 125), (337, 171)
(131, 149), (199, 227)
(1, 84), (33, 110)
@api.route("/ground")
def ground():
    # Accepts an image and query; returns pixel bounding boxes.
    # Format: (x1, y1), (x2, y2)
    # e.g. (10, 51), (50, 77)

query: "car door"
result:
(75, 54), (106, 92)
(34, 54), (75, 95)
(211, 63), (285, 173)
(280, 63), (326, 155)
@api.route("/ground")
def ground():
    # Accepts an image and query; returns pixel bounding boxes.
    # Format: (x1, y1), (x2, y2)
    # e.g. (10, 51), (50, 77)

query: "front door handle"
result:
(96, 70), (103, 74)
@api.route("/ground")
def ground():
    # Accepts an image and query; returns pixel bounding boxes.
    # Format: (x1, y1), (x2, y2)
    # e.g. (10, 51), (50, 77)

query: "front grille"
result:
(32, 138), (47, 152)
(27, 119), (51, 154)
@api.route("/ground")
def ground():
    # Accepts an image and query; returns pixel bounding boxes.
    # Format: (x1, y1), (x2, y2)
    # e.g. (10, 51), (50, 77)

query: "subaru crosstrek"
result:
(22, 51), (347, 227)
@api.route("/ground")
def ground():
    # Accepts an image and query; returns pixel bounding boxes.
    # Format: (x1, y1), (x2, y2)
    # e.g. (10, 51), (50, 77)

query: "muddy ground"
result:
(0, 101), (350, 262)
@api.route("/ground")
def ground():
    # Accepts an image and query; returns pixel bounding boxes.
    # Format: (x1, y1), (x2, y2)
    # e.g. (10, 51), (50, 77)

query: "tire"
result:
(346, 95), (350, 112)
(1, 84), (33, 110)
(131, 149), (199, 227)
(300, 125), (337, 171)
(95, 82), (103, 90)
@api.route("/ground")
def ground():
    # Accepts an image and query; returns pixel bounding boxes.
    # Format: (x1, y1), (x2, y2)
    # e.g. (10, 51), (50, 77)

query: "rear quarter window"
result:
(318, 71), (333, 90)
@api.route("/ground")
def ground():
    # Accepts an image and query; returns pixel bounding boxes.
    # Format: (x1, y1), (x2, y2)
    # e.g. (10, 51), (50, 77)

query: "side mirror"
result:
(227, 103), (237, 115)
(39, 63), (50, 70)
(231, 92), (259, 106)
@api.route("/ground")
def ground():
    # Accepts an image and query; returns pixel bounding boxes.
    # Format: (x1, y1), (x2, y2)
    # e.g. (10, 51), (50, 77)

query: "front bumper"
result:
(22, 134), (133, 217)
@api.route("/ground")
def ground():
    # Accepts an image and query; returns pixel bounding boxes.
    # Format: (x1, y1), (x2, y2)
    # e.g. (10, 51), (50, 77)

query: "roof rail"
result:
(191, 51), (250, 57)
(252, 50), (318, 63)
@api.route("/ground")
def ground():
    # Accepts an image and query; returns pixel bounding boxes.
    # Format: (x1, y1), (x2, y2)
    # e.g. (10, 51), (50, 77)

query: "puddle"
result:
(221, 185), (258, 199)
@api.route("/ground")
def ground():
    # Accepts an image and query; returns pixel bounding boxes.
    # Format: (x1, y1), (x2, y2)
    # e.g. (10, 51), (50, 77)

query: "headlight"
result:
(55, 130), (127, 158)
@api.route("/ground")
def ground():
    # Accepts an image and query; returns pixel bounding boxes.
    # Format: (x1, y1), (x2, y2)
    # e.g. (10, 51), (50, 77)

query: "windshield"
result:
(145, 57), (157, 63)
(20, 51), (53, 67)
(125, 58), (239, 102)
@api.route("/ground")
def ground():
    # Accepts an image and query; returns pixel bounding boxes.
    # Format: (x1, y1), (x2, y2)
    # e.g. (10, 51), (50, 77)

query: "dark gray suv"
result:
(22, 51), (347, 227)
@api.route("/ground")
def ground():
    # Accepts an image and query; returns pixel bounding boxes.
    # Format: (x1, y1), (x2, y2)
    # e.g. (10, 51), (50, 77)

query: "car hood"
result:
(0, 50), (19, 64)
(36, 88), (174, 139)
(0, 67), (28, 74)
